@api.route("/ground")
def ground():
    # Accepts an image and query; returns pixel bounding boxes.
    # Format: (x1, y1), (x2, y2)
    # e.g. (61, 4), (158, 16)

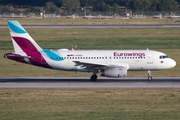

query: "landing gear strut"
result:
(148, 70), (152, 81)
(90, 70), (98, 81)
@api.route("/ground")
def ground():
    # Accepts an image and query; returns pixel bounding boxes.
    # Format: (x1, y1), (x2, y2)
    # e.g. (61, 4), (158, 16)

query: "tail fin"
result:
(8, 21), (42, 53)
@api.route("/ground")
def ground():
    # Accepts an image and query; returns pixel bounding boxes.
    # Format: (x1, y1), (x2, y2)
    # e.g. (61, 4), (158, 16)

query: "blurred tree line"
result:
(130, 0), (178, 11)
(0, 0), (179, 13)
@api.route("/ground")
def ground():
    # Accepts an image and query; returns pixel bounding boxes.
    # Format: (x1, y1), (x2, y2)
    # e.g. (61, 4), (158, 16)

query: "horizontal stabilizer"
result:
(6, 54), (30, 58)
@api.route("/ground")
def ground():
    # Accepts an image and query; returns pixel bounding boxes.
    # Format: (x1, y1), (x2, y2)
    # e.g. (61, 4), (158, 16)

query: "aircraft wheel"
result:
(148, 77), (152, 81)
(91, 75), (97, 81)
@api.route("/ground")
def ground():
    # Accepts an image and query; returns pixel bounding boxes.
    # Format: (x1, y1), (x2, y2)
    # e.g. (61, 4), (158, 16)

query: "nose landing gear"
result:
(148, 70), (152, 81)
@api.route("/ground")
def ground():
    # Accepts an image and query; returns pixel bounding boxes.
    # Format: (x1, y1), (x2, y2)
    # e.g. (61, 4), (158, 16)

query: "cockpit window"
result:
(159, 55), (168, 59)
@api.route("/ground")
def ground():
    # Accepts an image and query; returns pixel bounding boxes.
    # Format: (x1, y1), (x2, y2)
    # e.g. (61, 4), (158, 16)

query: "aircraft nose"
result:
(171, 59), (176, 68)
(167, 58), (176, 68)
(164, 58), (176, 69)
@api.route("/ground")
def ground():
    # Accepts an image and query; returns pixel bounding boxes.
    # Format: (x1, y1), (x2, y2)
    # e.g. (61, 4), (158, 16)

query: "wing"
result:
(73, 61), (108, 70)
(73, 61), (130, 70)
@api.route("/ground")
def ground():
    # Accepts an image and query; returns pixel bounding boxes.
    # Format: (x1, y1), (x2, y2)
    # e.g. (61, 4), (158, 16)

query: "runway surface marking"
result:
(0, 77), (180, 89)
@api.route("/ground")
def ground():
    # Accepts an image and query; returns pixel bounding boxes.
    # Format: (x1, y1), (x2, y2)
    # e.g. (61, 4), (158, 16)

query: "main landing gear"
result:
(148, 70), (152, 81)
(90, 70), (98, 81)
(91, 75), (97, 81)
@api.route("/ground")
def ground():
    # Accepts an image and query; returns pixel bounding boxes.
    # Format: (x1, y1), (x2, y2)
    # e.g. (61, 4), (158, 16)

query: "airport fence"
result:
(0, 11), (180, 19)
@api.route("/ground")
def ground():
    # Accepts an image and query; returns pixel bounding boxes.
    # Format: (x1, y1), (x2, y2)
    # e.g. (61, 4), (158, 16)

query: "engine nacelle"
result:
(100, 67), (127, 78)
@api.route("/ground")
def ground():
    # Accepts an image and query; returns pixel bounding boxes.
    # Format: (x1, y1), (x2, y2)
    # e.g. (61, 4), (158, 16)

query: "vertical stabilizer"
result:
(8, 21), (42, 53)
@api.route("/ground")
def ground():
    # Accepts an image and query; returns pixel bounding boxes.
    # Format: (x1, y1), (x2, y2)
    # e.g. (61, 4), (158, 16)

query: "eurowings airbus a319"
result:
(4, 21), (176, 81)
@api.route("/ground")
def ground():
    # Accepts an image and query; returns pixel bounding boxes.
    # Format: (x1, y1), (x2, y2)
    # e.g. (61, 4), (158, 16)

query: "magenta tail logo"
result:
(5, 20), (52, 69)
(12, 37), (39, 53)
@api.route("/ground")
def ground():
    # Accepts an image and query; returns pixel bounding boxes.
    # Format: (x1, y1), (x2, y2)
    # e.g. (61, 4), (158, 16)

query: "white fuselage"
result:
(41, 49), (176, 72)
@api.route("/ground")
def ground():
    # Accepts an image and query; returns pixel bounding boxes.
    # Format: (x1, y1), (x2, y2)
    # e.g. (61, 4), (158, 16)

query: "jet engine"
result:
(100, 67), (127, 78)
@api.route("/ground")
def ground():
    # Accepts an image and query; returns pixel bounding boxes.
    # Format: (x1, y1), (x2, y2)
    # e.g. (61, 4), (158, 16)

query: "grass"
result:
(0, 89), (180, 120)
(1, 17), (180, 25)
(0, 28), (180, 77)
(1, 28), (180, 50)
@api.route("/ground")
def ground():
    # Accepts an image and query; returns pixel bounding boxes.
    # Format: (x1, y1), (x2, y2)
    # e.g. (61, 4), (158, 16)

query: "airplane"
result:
(4, 21), (176, 81)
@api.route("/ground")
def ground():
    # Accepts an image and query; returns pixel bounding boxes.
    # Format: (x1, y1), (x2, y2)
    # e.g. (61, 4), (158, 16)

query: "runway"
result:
(1, 24), (180, 28)
(0, 77), (180, 89)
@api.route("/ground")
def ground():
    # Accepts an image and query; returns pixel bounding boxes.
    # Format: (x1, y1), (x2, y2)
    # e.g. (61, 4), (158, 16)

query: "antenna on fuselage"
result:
(71, 45), (74, 51)
(147, 48), (149, 51)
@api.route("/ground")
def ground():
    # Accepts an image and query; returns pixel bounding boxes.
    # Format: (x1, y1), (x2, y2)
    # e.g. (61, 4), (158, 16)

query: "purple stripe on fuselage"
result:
(12, 37), (52, 69)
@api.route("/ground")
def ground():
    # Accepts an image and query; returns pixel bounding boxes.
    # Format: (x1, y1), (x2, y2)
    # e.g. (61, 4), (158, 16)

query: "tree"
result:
(156, 0), (178, 11)
(130, 0), (178, 11)
(93, 2), (111, 11)
(30, 6), (40, 13)
(52, 0), (63, 7)
(112, 3), (119, 12)
(44, 1), (59, 13)
(150, 0), (159, 11)
(80, 0), (90, 7)
(1, 6), (10, 13)
(62, 0), (80, 12)
(130, 0), (151, 11)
